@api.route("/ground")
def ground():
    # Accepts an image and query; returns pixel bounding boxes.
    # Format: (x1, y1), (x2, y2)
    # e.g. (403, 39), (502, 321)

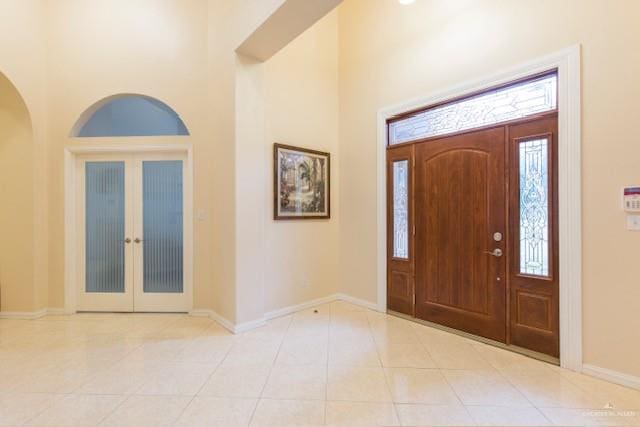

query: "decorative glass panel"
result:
(143, 161), (184, 293)
(519, 138), (550, 276)
(389, 73), (557, 145)
(76, 95), (189, 137)
(393, 160), (409, 259)
(85, 162), (126, 293)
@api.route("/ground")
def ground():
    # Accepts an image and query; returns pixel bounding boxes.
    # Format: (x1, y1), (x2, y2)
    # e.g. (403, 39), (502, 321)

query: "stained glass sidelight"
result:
(393, 160), (409, 259)
(519, 138), (550, 276)
(388, 73), (557, 145)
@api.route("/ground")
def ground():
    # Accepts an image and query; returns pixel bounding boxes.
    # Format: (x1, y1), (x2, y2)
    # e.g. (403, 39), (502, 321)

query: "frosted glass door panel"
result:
(142, 161), (184, 293)
(85, 162), (126, 293)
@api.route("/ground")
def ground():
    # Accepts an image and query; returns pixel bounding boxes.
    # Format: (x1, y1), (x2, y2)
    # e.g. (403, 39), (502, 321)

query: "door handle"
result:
(484, 248), (503, 257)
(134, 238), (143, 244)
(124, 238), (132, 244)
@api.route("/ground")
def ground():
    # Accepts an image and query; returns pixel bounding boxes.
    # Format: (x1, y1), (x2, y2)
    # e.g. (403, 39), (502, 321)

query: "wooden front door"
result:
(386, 113), (559, 357)
(414, 127), (507, 342)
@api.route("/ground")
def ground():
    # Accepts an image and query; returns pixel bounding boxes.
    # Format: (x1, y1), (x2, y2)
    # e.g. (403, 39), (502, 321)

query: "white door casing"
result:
(376, 46), (582, 370)
(65, 143), (194, 313)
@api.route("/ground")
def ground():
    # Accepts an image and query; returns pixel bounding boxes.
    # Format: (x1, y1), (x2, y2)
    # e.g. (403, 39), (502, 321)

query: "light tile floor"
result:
(1, 301), (639, 426)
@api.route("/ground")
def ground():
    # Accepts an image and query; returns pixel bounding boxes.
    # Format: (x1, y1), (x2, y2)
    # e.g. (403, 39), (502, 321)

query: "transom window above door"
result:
(71, 94), (190, 138)
(387, 72), (557, 145)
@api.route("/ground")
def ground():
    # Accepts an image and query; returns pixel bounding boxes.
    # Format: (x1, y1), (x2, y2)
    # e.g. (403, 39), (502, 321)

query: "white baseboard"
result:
(0, 309), (48, 319)
(188, 293), (379, 334)
(0, 308), (79, 319)
(234, 317), (267, 333)
(189, 309), (266, 334)
(582, 364), (640, 391)
(189, 309), (236, 334)
(264, 294), (340, 320)
(335, 293), (381, 311)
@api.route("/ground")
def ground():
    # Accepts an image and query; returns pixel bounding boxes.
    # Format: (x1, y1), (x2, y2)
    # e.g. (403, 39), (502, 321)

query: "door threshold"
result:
(388, 310), (559, 366)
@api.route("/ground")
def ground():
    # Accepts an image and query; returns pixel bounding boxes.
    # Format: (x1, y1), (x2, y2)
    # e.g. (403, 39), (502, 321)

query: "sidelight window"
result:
(388, 72), (557, 145)
(518, 138), (550, 276)
(392, 160), (409, 259)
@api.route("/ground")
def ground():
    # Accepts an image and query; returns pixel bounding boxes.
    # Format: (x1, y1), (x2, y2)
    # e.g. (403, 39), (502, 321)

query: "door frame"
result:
(376, 45), (582, 371)
(64, 142), (194, 314)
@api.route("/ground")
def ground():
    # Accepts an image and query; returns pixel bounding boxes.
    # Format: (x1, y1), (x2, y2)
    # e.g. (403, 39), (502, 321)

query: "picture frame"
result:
(273, 143), (330, 220)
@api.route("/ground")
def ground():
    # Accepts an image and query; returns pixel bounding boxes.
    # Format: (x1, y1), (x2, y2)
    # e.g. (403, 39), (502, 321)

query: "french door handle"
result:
(134, 238), (143, 244)
(124, 238), (132, 244)
(484, 248), (503, 257)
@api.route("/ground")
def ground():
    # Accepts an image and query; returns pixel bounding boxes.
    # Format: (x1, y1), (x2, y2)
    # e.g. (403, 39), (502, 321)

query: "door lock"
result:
(134, 238), (143, 244)
(484, 248), (503, 257)
(124, 238), (132, 244)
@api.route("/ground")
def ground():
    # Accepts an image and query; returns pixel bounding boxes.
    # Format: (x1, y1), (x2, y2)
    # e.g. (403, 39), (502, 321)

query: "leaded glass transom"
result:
(388, 73), (557, 145)
(393, 160), (409, 259)
(519, 138), (550, 277)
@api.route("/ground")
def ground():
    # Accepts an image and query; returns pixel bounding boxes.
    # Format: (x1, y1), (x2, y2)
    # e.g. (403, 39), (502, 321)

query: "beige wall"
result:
(1, 0), (638, 380)
(262, 11), (339, 313)
(0, 74), (35, 312)
(0, 0), (338, 323)
(44, 0), (211, 311)
(0, 0), (48, 313)
(233, 11), (339, 322)
(338, 0), (640, 376)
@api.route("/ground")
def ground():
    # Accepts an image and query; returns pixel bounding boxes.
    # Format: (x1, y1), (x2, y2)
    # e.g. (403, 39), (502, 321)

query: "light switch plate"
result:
(626, 215), (640, 231)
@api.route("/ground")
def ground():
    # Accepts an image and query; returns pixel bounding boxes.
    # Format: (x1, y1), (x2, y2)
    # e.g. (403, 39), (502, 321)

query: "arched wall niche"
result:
(0, 70), (36, 312)
(70, 94), (190, 138)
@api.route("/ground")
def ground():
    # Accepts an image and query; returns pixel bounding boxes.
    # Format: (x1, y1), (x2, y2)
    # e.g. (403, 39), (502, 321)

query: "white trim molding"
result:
(582, 364), (640, 391)
(190, 308), (265, 334)
(0, 308), (74, 319)
(64, 143), (195, 315)
(376, 45), (582, 371)
(190, 293), (381, 334)
(190, 309), (236, 334)
(336, 293), (381, 312)
(0, 309), (48, 319)
(264, 294), (339, 320)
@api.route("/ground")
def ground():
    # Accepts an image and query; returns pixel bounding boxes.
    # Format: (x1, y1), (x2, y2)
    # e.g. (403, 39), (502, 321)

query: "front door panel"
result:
(415, 127), (507, 342)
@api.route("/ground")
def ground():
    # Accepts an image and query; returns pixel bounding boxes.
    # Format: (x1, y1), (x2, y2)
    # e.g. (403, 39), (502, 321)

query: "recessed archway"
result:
(70, 94), (190, 137)
(0, 71), (35, 313)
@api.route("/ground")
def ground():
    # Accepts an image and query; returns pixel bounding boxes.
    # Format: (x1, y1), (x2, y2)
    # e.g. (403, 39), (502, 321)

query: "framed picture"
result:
(274, 143), (330, 220)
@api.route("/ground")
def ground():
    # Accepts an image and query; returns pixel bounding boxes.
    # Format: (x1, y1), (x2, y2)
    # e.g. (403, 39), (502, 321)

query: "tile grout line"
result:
(100, 317), (218, 426)
(406, 320), (441, 370)
(404, 321), (476, 425)
(471, 344), (556, 426)
(363, 308), (402, 425)
(324, 302), (335, 425)
(170, 325), (240, 426)
(17, 319), (176, 426)
(247, 314), (293, 427)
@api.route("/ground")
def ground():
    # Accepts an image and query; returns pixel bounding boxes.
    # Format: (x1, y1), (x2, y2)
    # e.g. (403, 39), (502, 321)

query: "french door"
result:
(76, 152), (190, 312)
